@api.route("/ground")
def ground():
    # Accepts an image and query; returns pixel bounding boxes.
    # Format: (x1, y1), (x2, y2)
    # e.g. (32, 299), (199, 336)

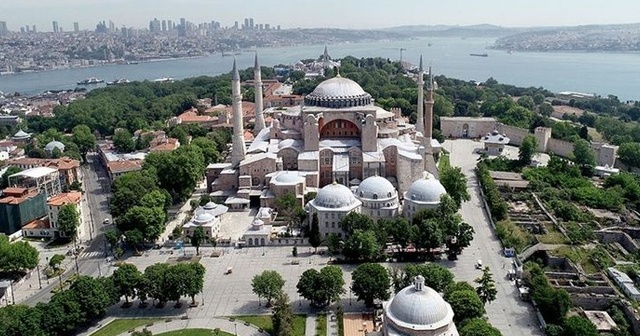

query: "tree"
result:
(308, 213), (322, 252)
(0, 166), (21, 189)
(119, 206), (166, 242)
(71, 124), (96, 161)
(618, 142), (640, 168)
(113, 129), (135, 153)
(57, 204), (80, 240)
(413, 218), (444, 254)
(519, 135), (537, 166)
(252, 270), (286, 306)
(191, 137), (220, 164)
(403, 263), (454, 293)
(447, 290), (485, 323)
(448, 222), (475, 256)
(573, 139), (596, 169)
(190, 226), (206, 255)
(144, 263), (170, 306)
(112, 263), (142, 304)
(475, 267), (497, 305)
(274, 192), (303, 229)
(297, 266), (345, 307)
(0, 304), (44, 336)
(326, 233), (342, 255)
(49, 254), (65, 271)
(444, 281), (476, 300)
(271, 291), (294, 336)
(0, 237), (39, 273)
(51, 147), (63, 159)
(388, 217), (414, 250)
(183, 262), (206, 305)
(539, 102), (554, 116)
(439, 165), (470, 208)
(341, 230), (380, 261)
(104, 229), (120, 254)
(459, 318), (503, 336)
(143, 145), (206, 202)
(68, 275), (113, 320)
(351, 263), (391, 307)
(339, 212), (375, 235)
(110, 170), (160, 218)
(562, 316), (599, 336)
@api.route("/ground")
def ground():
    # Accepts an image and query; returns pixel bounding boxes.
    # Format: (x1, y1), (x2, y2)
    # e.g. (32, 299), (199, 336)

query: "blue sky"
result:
(2, 0), (639, 31)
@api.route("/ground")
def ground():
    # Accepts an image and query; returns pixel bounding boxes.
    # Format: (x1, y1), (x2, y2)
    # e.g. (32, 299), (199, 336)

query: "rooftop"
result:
(10, 166), (58, 179)
(47, 191), (82, 206)
(23, 218), (51, 230)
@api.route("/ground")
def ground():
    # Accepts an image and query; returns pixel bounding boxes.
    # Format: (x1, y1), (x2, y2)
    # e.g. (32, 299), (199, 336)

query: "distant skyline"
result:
(1, 0), (639, 31)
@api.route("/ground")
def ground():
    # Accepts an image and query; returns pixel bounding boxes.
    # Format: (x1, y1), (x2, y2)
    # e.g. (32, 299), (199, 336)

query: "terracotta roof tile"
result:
(47, 191), (82, 206)
(23, 218), (50, 230)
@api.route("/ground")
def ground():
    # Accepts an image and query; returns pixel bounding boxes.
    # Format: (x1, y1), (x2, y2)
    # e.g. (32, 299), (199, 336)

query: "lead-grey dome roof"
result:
(304, 76), (372, 108)
(194, 213), (214, 224)
(45, 141), (65, 152)
(385, 279), (454, 330)
(404, 173), (447, 204)
(356, 176), (396, 200)
(313, 182), (359, 209)
(274, 172), (304, 184)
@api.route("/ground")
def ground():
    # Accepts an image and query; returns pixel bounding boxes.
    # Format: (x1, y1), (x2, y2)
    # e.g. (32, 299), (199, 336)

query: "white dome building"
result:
(182, 201), (229, 238)
(355, 175), (399, 220)
(44, 141), (65, 156)
(307, 182), (362, 238)
(403, 172), (447, 219)
(382, 275), (459, 336)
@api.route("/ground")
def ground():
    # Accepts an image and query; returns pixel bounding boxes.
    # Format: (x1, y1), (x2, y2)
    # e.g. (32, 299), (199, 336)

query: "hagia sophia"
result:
(205, 52), (448, 241)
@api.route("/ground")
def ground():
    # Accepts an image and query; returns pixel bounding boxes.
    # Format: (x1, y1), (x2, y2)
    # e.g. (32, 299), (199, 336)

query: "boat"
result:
(106, 78), (130, 86)
(77, 77), (104, 85)
(153, 77), (174, 83)
(469, 53), (488, 57)
(127, 61), (139, 65)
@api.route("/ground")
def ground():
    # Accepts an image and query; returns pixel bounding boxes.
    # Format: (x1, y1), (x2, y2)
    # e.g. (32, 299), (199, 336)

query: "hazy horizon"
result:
(1, 0), (640, 32)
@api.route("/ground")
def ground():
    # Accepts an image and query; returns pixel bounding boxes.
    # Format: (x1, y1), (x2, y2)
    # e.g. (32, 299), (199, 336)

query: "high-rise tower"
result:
(424, 66), (434, 139)
(253, 53), (266, 134)
(416, 55), (425, 134)
(231, 59), (246, 166)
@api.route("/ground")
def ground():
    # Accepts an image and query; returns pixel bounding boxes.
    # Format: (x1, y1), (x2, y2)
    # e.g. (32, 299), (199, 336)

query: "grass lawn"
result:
(156, 329), (234, 336)
(234, 314), (306, 336)
(438, 154), (451, 171)
(316, 314), (327, 336)
(91, 318), (159, 336)
(536, 224), (569, 245)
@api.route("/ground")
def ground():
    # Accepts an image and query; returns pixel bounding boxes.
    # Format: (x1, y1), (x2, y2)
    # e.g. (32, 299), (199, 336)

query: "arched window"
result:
(373, 194), (378, 200)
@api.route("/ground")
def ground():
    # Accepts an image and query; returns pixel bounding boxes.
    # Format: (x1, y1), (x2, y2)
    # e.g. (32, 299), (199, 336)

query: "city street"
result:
(19, 152), (113, 306)
(443, 139), (544, 336)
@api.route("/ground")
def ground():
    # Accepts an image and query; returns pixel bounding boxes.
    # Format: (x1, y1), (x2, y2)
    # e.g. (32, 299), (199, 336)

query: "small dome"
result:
(194, 213), (214, 224)
(274, 172), (304, 184)
(203, 202), (217, 210)
(252, 219), (265, 228)
(386, 280), (453, 329)
(278, 139), (298, 149)
(405, 173), (447, 204)
(313, 182), (358, 209)
(356, 176), (396, 200)
(44, 141), (65, 152)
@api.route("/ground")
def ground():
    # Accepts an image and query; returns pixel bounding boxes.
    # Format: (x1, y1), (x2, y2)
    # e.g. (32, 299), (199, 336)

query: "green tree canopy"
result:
(447, 289), (485, 323)
(439, 165), (470, 208)
(112, 263), (142, 304)
(71, 124), (96, 161)
(49, 254), (65, 271)
(561, 316), (598, 336)
(57, 204), (80, 239)
(459, 318), (503, 336)
(519, 135), (537, 165)
(252, 270), (286, 305)
(190, 226), (206, 255)
(351, 263), (391, 307)
(113, 128), (135, 153)
(308, 213), (322, 252)
(0, 236), (39, 273)
(297, 266), (345, 307)
(475, 267), (498, 305)
(271, 291), (294, 336)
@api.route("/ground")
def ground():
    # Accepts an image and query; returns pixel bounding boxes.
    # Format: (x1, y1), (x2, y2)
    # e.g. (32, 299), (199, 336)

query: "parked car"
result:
(103, 218), (110, 225)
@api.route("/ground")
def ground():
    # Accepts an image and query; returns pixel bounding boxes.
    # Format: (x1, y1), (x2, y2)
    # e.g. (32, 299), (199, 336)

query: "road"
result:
(22, 152), (113, 306)
(444, 139), (544, 336)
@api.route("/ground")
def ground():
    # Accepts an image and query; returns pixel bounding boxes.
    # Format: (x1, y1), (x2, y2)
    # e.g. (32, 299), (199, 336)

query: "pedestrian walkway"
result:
(327, 310), (339, 336)
(82, 317), (268, 336)
(78, 251), (104, 259)
(305, 314), (316, 336)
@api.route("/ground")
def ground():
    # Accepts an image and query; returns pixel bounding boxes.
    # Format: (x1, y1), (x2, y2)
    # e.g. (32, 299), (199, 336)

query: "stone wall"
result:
(547, 138), (575, 159)
(622, 302), (640, 336)
(497, 123), (529, 146)
(595, 230), (639, 254)
(571, 295), (617, 310)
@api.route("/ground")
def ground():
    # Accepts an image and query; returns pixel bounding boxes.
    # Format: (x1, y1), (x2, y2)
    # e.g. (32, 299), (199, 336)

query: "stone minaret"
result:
(424, 66), (434, 140)
(253, 53), (266, 134)
(416, 55), (425, 134)
(231, 58), (246, 167)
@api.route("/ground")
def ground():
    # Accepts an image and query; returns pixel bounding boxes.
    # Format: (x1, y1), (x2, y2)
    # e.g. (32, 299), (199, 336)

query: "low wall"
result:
(595, 230), (639, 254)
(622, 302), (640, 336)
(547, 138), (575, 159)
(497, 124), (529, 146)
(571, 294), (616, 310)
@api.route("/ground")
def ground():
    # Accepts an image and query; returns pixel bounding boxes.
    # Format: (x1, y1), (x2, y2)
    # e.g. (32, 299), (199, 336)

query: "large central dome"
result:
(304, 76), (372, 108)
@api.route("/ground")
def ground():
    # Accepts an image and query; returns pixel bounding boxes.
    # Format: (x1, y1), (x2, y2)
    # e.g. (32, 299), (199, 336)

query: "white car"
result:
(103, 218), (110, 225)
(476, 260), (483, 269)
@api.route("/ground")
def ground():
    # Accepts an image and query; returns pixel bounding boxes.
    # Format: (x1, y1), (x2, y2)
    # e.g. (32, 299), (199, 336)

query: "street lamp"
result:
(234, 322), (237, 336)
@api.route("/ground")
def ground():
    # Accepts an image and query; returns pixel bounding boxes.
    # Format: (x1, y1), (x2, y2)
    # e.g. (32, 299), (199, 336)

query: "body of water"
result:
(1, 37), (640, 101)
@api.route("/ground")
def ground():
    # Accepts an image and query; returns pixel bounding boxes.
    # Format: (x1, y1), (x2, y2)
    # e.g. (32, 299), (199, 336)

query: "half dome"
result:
(194, 213), (214, 224)
(45, 141), (65, 152)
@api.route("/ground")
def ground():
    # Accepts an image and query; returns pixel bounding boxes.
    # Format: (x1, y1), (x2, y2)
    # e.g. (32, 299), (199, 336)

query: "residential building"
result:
(0, 187), (47, 235)
(46, 191), (83, 238)
(608, 267), (640, 301)
(9, 167), (61, 199)
(8, 157), (81, 189)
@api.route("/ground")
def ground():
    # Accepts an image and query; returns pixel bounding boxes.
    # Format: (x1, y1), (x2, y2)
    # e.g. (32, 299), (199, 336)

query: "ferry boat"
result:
(77, 77), (104, 85)
(469, 53), (489, 57)
(153, 77), (174, 83)
(106, 78), (131, 86)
